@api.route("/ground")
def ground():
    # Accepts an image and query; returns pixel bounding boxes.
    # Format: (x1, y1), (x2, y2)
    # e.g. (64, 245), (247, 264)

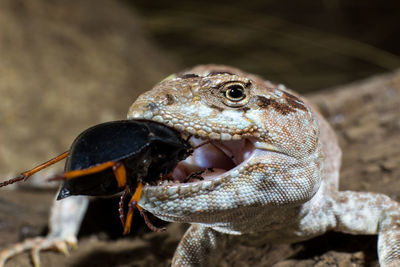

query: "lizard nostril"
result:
(164, 94), (174, 105)
(146, 102), (159, 112)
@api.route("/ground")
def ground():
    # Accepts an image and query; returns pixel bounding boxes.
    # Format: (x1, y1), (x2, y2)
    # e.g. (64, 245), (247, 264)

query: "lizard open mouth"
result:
(156, 136), (255, 186)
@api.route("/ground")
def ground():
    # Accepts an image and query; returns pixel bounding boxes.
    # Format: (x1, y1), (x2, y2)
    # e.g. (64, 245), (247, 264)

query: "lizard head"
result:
(128, 65), (324, 231)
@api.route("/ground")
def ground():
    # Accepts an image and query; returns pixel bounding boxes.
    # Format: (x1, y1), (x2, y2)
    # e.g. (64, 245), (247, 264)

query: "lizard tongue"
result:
(171, 139), (234, 182)
(171, 137), (254, 182)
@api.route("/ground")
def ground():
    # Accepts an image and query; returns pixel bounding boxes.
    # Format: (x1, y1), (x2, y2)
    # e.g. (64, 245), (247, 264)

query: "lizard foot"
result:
(0, 235), (77, 267)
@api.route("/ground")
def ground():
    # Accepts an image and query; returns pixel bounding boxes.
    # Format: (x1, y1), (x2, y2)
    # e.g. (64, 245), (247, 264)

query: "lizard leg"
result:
(0, 193), (88, 267)
(172, 224), (228, 267)
(332, 191), (400, 267)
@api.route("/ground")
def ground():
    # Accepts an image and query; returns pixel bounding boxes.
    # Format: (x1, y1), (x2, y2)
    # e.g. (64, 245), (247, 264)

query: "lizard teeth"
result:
(144, 175), (225, 200)
(220, 133), (232, 141)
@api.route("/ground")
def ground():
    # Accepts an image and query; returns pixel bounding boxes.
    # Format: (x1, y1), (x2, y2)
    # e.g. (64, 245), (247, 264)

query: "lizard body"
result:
(1, 65), (400, 266)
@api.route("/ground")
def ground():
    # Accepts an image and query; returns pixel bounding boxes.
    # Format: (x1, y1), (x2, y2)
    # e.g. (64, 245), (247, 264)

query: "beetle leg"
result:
(50, 161), (129, 190)
(183, 170), (205, 183)
(0, 151), (69, 188)
(112, 162), (128, 188)
(123, 182), (143, 235)
(118, 187), (129, 228)
(159, 173), (173, 181)
(138, 208), (166, 232)
(48, 161), (117, 181)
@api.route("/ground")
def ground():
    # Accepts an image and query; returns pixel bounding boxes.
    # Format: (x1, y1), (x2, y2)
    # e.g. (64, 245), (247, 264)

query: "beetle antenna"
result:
(185, 134), (192, 142)
(0, 151), (69, 188)
(211, 142), (237, 164)
(185, 135), (212, 150)
(193, 140), (211, 150)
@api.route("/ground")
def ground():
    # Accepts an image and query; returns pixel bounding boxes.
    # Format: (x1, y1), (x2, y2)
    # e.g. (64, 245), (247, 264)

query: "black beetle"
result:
(57, 120), (192, 199)
(0, 120), (193, 234)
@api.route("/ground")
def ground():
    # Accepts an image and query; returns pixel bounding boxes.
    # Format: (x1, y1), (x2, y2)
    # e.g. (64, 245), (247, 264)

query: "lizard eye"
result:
(223, 83), (246, 102)
(217, 81), (251, 108)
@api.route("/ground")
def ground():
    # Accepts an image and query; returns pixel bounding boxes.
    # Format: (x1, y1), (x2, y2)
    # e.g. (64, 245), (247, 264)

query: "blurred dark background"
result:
(130, 0), (400, 91)
(0, 0), (399, 179)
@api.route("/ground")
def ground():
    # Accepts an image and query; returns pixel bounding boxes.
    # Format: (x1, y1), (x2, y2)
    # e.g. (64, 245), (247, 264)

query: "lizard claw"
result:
(0, 235), (77, 267)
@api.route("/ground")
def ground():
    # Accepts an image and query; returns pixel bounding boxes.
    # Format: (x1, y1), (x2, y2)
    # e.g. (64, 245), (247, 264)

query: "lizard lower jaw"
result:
(149, 136), (256, 189)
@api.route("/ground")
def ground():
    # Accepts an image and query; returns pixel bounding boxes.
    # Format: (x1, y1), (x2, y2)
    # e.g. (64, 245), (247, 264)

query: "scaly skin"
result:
(129, 65), (400, 266)
(1, 65), (399, 266)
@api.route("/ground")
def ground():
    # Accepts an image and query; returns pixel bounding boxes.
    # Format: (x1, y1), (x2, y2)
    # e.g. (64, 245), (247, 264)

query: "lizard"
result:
(1, 64), (400, 266)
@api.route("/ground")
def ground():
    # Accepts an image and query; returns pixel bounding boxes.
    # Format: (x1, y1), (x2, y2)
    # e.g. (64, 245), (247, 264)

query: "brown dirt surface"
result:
(1, 1), (400, 267)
